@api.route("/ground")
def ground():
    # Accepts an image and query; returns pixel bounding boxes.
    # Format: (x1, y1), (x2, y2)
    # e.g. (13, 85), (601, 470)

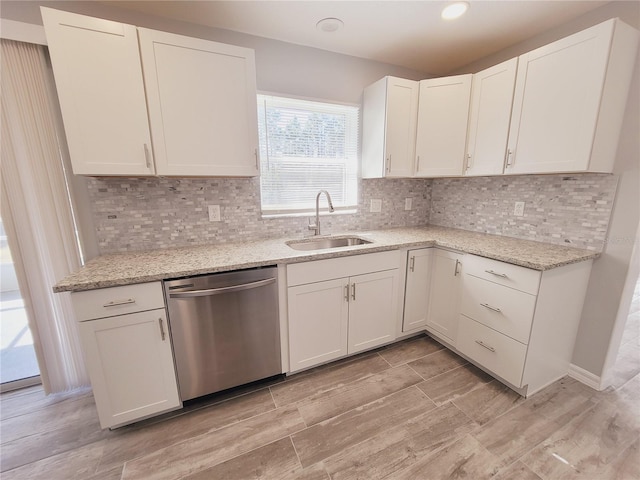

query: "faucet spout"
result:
(309, 190), (334, 236)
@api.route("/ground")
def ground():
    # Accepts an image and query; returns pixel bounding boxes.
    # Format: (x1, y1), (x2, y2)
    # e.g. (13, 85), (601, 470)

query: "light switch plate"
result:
(370, 199), (382, 213)
(208, 205), (221, 222)
(514, 202), (525, 217)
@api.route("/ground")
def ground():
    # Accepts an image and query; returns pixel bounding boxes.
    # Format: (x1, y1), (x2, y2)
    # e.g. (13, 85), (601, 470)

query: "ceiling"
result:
(105, 1), (609, 75)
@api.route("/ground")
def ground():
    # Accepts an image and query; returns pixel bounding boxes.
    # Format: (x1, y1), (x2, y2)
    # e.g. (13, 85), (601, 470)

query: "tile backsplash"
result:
(87, 177), (431, 254)
(87, 173), (618, 254)
(430, 173), (618, 251)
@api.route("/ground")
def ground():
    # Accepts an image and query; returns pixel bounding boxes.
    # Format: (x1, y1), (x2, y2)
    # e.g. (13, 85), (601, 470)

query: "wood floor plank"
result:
(325, 402), (476, 480)
(0, 387), (93, 421)
(408, 349), (468, 381)
(493, 461), (542, 480)
(520, 399), (640, 479)
(452, 380), (524, 425)
(377, 334), (444, 366)
(416, 364), (493, 405)
(291, 386), (435, 468)
(96, 388), (275, 473)
(391, 434), (502, 480)
(270, 354), (390, 407)
(296, 364), (424, 426)
(120, 405), (306, 480)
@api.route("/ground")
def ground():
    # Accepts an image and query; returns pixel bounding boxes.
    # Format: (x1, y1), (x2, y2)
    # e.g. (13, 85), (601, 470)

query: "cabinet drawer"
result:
(464, 255), (541, 295)
(72, 282), (165, 321)
(461, 274), (536, 344)
(457, 315), (527, 387)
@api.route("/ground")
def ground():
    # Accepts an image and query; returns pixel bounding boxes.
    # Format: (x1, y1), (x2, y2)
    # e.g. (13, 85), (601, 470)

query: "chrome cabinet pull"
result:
(505, 148), (514, 167)
(144, 143), (152, 169)
(480, 302), (502, 313)
(344, 285), (350, 302)
(416, 155), (420, 172)
(351, 283), (356, 301)
(466, 153), (472, 170)
(485, 269), (508, 278)
(254, 148), (259, 170)
(169, 278), (275, 298)
(158, 318), (166, 341)
(385, 155), (391, 173)
(475, 340), (496, 352)
(454, 259), (461, 276)
(410, 256), (416, 272)
(103, 298), (135, 308)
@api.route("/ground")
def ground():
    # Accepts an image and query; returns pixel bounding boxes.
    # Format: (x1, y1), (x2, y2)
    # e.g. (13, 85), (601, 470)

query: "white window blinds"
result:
(257, 95), (359, 215)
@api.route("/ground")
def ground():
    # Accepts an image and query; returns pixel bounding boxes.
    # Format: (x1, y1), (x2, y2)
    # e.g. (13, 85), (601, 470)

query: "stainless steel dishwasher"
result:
(164, 267), (281, 401)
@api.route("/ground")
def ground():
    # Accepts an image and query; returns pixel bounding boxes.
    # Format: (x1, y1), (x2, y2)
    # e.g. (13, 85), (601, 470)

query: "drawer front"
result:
(461, 274), (536, 344)
(458, 315), (527, 387)
(72, 282), (165, 321)
(465, 255), (541, 295)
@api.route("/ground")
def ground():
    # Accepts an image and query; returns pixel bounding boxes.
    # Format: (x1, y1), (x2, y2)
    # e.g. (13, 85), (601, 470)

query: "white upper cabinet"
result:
(362, 76), (419, 178)
(41, 7), (155, 176)
(464, 58), (518, 177)
(138, 29), (259, 176)
(42, 8), (259, 177)
(505, 19), (639, 175)
(414, 75), (472, 177)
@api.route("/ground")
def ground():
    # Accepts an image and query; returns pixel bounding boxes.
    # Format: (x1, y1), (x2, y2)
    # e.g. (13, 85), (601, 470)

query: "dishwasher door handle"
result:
(168, 277), (276, 298)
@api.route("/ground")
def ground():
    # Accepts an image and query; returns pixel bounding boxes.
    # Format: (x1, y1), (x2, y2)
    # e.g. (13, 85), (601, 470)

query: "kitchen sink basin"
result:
(286, 236), (373, 251)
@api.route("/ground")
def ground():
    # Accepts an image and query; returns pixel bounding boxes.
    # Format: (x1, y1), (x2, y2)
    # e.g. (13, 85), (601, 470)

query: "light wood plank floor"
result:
(1, 297), (638, 480)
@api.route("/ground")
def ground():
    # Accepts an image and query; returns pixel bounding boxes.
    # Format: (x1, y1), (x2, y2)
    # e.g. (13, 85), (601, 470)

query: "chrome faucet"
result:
(308, 190), (335, 236)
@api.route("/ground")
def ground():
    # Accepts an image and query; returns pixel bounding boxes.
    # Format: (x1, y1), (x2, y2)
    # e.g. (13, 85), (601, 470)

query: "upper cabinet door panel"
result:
(414, 74), (472, 177)
(41, 8), (155, 176)
(385, 77), (419, 177)
(465, 58), (517, 177)
(506, 19), (638, 174)
(138, 29), (259, 177)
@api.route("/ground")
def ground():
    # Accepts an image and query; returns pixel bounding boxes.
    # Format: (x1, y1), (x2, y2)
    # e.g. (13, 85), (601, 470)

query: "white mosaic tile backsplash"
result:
(430, 173), (618, 251)
(87, 177), (432, 254)
(87, 173), (618, 254)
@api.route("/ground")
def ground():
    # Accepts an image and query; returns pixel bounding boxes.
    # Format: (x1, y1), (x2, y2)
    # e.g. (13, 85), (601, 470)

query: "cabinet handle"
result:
(344, 284), (350, 302)
(485, 269), (508, 278)
(466, 153), (472, 170)
(416, 155), (420, 172)
(254, 148), (259, 170)
(144, 143), (152, 169)
(158, 318), (166, 341)
(351, 283), (356, 301)
(386, 155), (392, 173)
(505, 148), (514, 167)
(454, 259), (461, 277)
(475, 340), (496, 352)
(103, 298), (135, 308)
(480, 302), (502, 313)
(410, 256), (416, 272)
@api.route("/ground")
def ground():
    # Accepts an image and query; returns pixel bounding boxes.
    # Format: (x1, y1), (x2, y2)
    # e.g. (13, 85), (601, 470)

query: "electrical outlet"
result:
(514, 201), (525, 217)
(370, 199), (382, 213)
(208, 205), (221, 222)
(404, 198), (412, 211)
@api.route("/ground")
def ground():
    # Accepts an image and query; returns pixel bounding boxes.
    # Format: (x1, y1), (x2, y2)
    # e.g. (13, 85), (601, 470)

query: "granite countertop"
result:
(54, 225), (599, 292)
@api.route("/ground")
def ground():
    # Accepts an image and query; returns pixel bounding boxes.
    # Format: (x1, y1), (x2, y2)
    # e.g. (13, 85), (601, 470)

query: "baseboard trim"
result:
(568, 363), (603, 390)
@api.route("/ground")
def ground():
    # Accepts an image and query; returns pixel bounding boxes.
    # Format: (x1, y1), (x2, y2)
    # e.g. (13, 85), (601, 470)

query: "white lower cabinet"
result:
(402, 248), (433, 332)
(287, 251), (401, 372)
(72, 282), (181, 429)
(426, 249), (464, 345)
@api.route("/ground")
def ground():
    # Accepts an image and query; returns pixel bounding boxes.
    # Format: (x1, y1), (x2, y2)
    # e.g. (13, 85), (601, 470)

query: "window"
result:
(257, 95), (359, 216)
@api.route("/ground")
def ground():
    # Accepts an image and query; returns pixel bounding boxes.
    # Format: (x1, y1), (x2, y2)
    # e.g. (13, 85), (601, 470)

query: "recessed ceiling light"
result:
(441, 2), (469, 20)
(316, 17), (344, 33)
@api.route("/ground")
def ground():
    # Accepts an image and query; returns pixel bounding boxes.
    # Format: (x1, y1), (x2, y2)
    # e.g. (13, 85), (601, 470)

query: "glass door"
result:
(0, 217), (41, 391)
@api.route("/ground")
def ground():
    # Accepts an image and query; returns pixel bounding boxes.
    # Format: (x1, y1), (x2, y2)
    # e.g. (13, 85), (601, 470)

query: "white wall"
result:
(454, 1), (640, 380)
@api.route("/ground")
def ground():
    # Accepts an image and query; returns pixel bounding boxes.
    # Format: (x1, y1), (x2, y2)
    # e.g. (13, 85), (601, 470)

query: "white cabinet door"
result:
(139, 29), (259, 177)
(414, 75), (472, 177)
(348, 269), (400, 354)
(403, 249), (433, 332)
(362, 76), (418, 178)
(287, 278), (349, 372)
(506, 19), (638, 174)
(427, 250), (463, 345)
(78, 309), (180, 429)
(465, 59), (517, 176)
(41, 8), (155, 176)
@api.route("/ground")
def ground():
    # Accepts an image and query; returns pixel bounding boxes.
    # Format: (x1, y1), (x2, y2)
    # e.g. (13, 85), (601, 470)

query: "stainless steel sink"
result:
(286, 236), (372, 251)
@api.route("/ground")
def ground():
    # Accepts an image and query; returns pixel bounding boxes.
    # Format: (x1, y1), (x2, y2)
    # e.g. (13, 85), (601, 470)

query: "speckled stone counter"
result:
(53, 225), (599, 292)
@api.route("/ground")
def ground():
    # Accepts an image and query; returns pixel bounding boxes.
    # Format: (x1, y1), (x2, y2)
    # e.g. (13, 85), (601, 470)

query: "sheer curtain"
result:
(1, 39), (89, 393)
